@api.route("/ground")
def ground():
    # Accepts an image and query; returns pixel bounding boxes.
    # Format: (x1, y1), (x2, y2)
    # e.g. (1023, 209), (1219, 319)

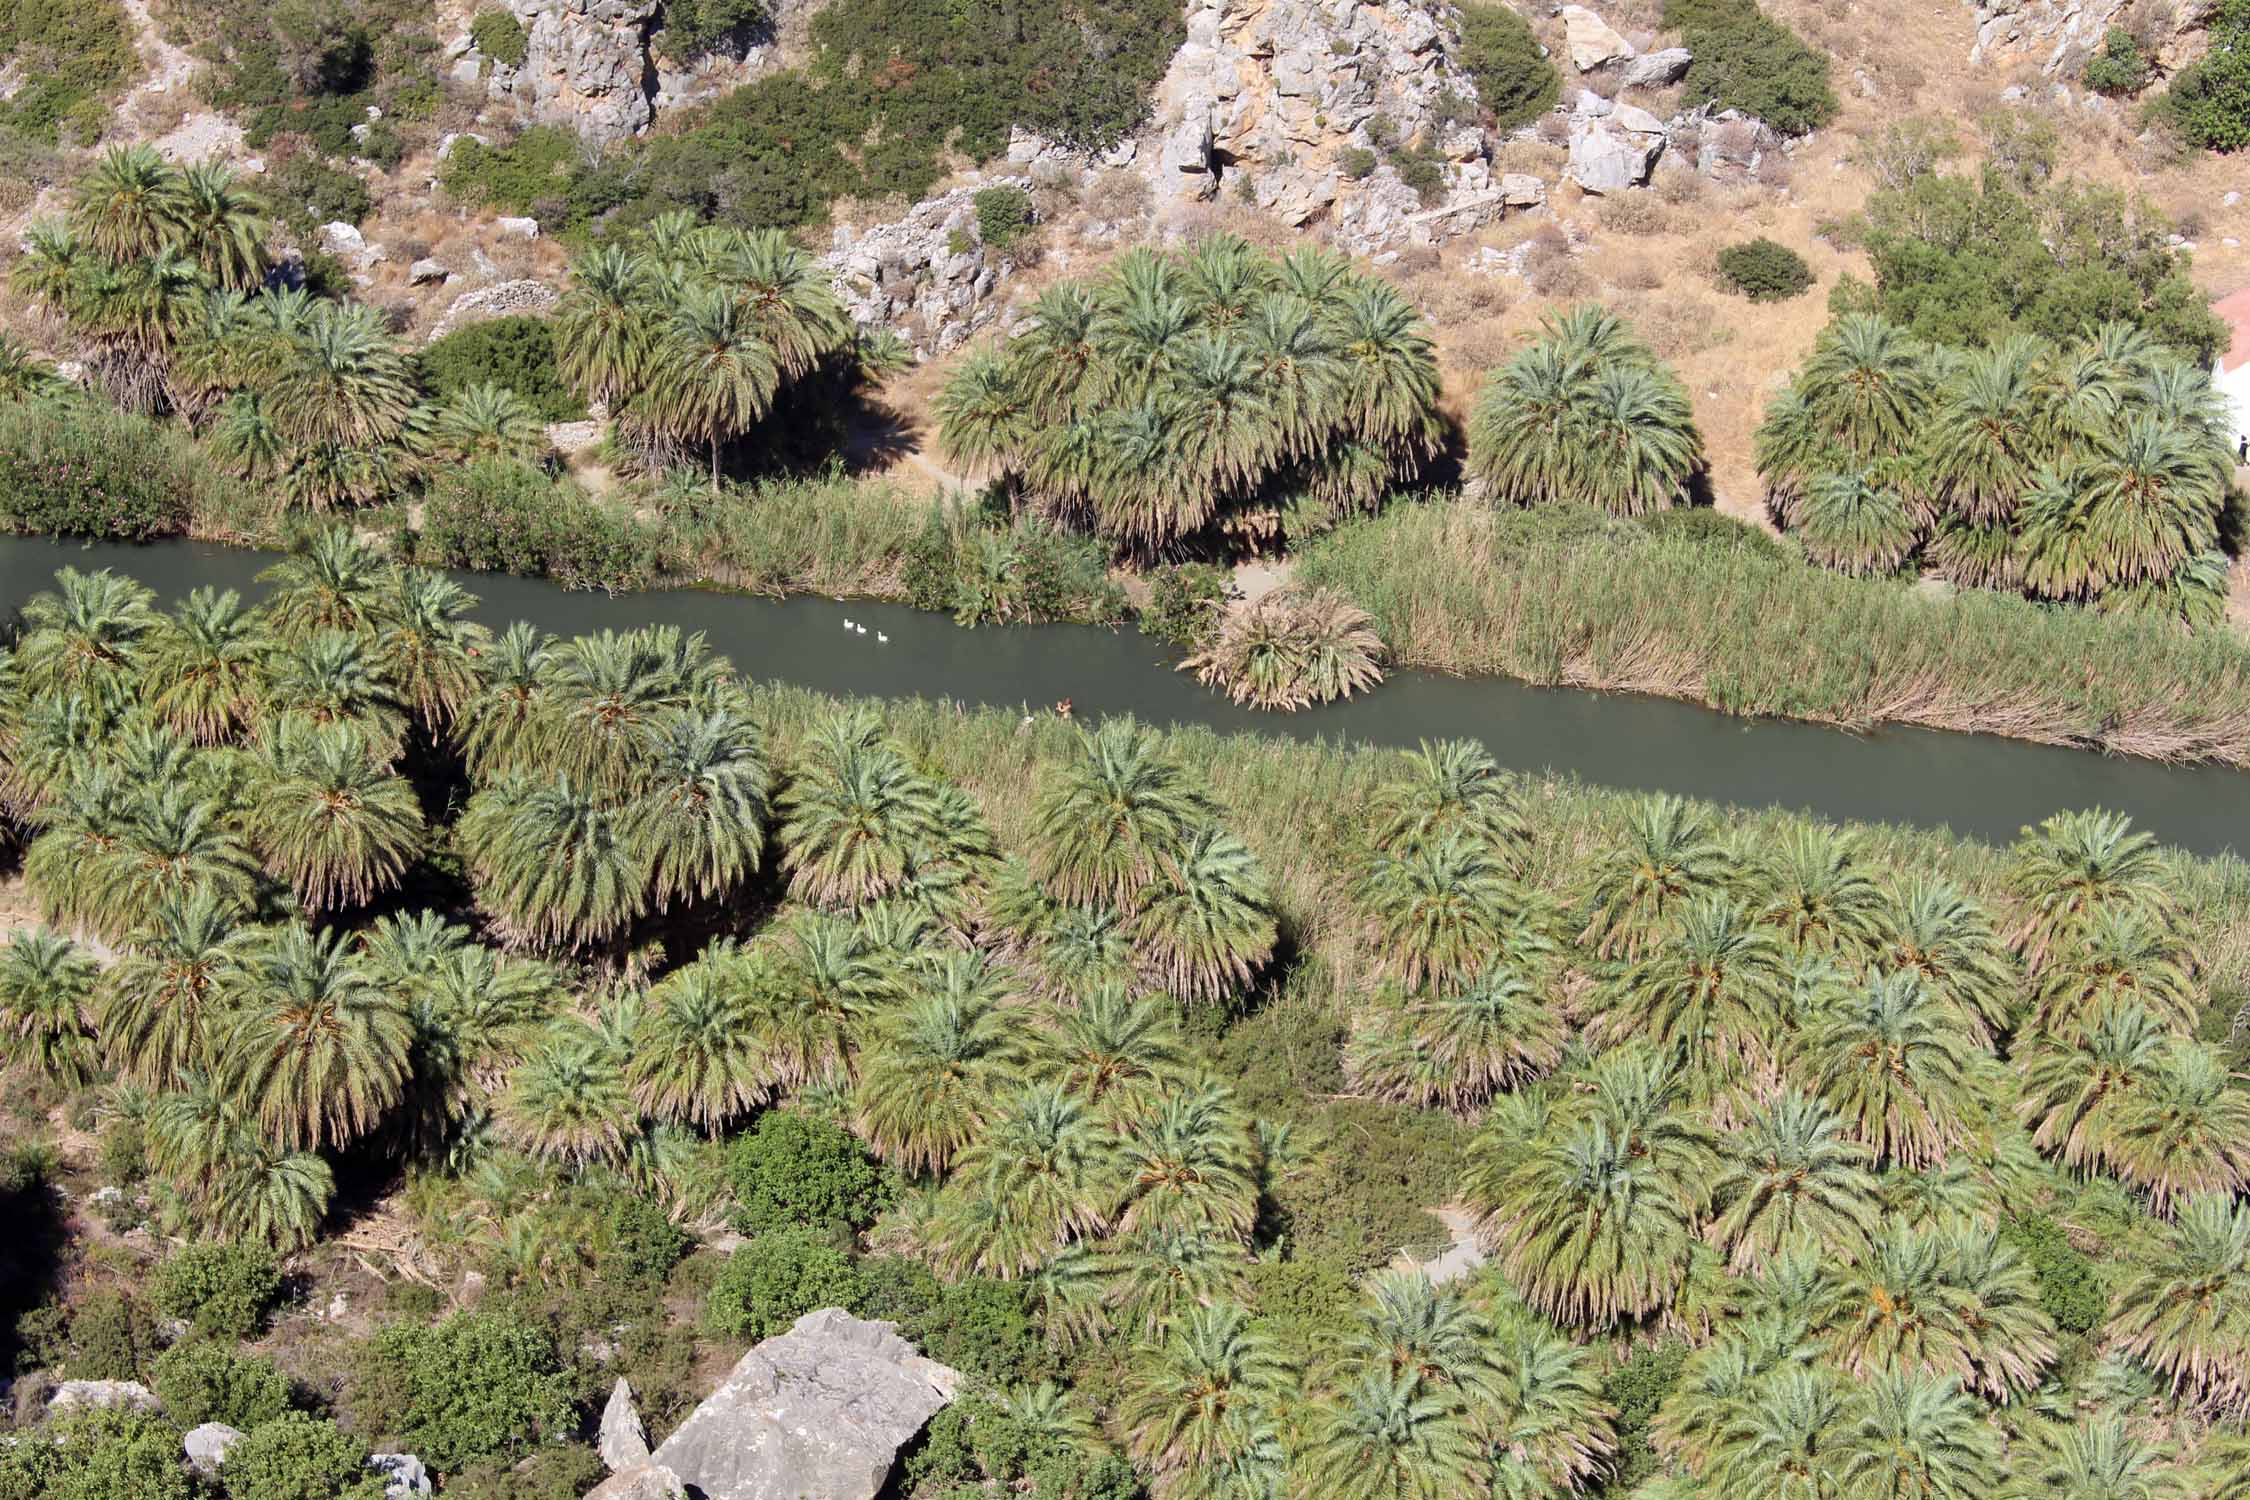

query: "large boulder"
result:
(483, 0), (663, 143)
(599, 1378), (652, 1472)
(1559, 4), (1636, 71)
(1566, 114), (1664, 194)
(647, 1309), (958, 1500)
(586, 1465), (687, 1499)
(183, 1423), (242, 1477)
(1623, 47), (1693, 87)
(48, 1381), (161, 1417)
(822, 177), (1033, 355)
(368, 1452), (432, 1496)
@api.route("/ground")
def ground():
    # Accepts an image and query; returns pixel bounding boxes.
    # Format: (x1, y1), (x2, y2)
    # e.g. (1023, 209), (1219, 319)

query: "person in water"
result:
(1054, 699), (1073, 719)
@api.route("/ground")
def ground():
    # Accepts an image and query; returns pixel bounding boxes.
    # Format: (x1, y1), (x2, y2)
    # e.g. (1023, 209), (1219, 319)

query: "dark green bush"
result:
(439, 126), (582, 217)
(1716, 236), (1815, 302)
(596, 1195), (691, 1290)
(446, 1444), (609, 1500)
(356, 1310), (573, 1471)
(652, 0), (765, 62)
(1602, 1339), (1689, 1491)
(0, 400), (227, 540)
(0, 1408), (195, 1500)
(1388, 143), (1447, 206)
(1637, 506), (1787, 560)
(149, 1341), (293, 1429)
(149, 1243), (283, 1341)
(265, 150), (372, 232)
(1454, 2), (1559, 131)
(702, 1228), (865, 1342)
(726, 1110), (891, 1235)
(222, 1413), (384, 1500)
(1664, 0), (1836, 136)
(2158, 0), (2250, 149)
(416, 460), (662, 593)
(2080, 26), (2150, 97)
(414, 316), (585, 422)
(96, 1118), (145, 1185)
(973, 185), (1035, 249)
(2001, 1214), (2108, 1335)
(60, 1291), (158, 1382)
(0, 0), (136, 144)
(1139, 563), (1229, 649)
(897, 1276), (1051, 1387)
(1338, 146), (1377, 180)
(469, 7), (528, 68)
(1262, 1098), (1464, 1274)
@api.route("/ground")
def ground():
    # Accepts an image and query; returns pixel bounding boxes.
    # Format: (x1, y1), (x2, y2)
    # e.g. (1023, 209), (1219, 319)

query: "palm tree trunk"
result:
(710, 437), (721, 492)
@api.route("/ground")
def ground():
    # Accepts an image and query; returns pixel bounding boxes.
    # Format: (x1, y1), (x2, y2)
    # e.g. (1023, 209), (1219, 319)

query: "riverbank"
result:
(1297, 499), (2250, 769)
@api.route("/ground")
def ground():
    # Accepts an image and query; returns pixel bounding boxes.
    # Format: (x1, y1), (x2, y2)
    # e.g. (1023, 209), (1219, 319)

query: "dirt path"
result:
(1393, 1205), (1486, 1285)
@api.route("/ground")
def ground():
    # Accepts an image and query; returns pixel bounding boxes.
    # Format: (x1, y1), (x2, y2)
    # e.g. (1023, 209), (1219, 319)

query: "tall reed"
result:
(1296, 499), (2250, 767)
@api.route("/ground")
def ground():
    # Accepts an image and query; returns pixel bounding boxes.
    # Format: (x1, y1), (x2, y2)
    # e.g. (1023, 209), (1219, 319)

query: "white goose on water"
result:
(843, 618), (855, 631)
(877, 633), (888, 644)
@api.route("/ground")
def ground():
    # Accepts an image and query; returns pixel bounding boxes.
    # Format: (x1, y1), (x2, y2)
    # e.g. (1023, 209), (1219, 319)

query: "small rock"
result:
(586, 1464), (688, 1500)
(1611, 103), (1667, 136)
(409, 258), (449, 286)
(601, 1378), (653, 1472)
(50, 1381), (161, 1416)
(317, 222), (364, 257)
(1559, 4), (1636, 70)
(1499, 172), (1547, 207)
(1567, 116), (1663, 194)
(2000, 84), (2028, 102)
(2225, 190), (2242, 207)
(1622, 47), (1692, 88)
(436, 132), (488, 161)
(369, 1453), (432, 1497)
(184, 1423), (243, 1477)
(496, 216), (541, 240)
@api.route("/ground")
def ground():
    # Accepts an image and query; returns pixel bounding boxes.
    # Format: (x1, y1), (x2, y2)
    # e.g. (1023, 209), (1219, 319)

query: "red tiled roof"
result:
(2217, 286), (2250, 376)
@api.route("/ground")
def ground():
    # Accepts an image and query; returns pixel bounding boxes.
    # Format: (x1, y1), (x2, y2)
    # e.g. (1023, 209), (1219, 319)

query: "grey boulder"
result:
(599, 1377), (652, 1472)
(648, 1308), (958, 1500)
(48, 1381), (161, 1416)
(1623, 47), (1693, 87)
(369, 1453), (432, 1496)
(586, 1464), (687, 1499)
(1566, 116), (1664, 194)
(183, 1422), (242, 1476)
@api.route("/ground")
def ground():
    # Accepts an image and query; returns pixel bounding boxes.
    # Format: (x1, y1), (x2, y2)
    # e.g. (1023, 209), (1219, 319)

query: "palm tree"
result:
(431, 382), (549, 465)
(1340, 1271), (1496, 1396)
(2105, 1042), (2250, 1214)
(1128, 827), (1275, 1002)
(1838, 1371), (1999, 1499)
(257, 529), (394, 642)
(1114, 1083), (1259, 1240)
(1827, 1226), (2055, 1398)
(934, 345), (1033, 478)
(0, 929), (101, 1090)
(1878, 878), (2019, 1043)
(0, 332), (61, 401)
(629, 708), (771, 909)
(1355, 833), (1520, 991)
(457, 622), (554, 781)
(211, 1135), (336, 1250)
(628, 956), (773, 1130)
(139, 587), (265, 744)
(1753, 827), (1889, 960)
(2016, 1001), (2166, 1172)
(1791, 969), (1981, 1168)
(70, 145), (186, 262)
(2005, 809), (2172, 973)
(1032, 720), (1215, 906)
(853, 953), (1028, 1174)
(779, 729), (942, 909)
(1601, 897), (1789, 1065)
(264, 300), (417, 453)
(935, 1082), (1113, 1276)
(1484, 1313), (1616, 1496)
(554, 244), (654, 409)
(170, 162), (268, 291)
(1299, 1366), (1485, 1500)
(258, 630), (409, 762)
(97, 888), (253, 1088)
(2028, 907), (2195, 1038)
(1370, 739), (1531, 862)
(1036, 984), (1189, 1107)
(456, 776), (651, 950)
(2000, 1420), (2193, 1500)
(651, 284), (779, 488)
(710, 227), (850, 378)
(102, 787), (263, 940)
(2111, 1192), (2250, 1410)
(1921, 339), (2045, 525)
(372, 569), (490, 730)
(1579, 794), (1735, 959)
(1798, 315), (1936, 460)
(1699, 1366), (1848, 1500)
(219, 923), (411, 1150)
(1119, 1301), (1293, 1485)
(498, 1017), (640, 1166)
(535, 624), (722, 794)
(2071, 415), (2223, 590)
(1347, 965), (1563, 1112)
(13, 567), (157, 699)
(247, 717), (426, 912)
(1794, 464), (1928, 576)
(1707, 1090), (1881, 1270)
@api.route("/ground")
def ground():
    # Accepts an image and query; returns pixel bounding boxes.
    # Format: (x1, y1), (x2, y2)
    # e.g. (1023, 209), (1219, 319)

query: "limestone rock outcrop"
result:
(1969, 0), (2217, 73)
(599, 1378), (652, 1473)
(183, 1422), (242, 1476)
(642, 1308), (958, 1500)
(1559, 4), (1634, 71)
(823, 178), (1033, 355)
(1138, 0), (1513, 251)
(478, 0), (662, 143)
(48, 1381), (161, 1416)
(1565, 99), (1665, 193)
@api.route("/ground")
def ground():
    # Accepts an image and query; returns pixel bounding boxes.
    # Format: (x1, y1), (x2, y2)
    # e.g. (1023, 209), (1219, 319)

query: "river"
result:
(6, 534), (2249, 859)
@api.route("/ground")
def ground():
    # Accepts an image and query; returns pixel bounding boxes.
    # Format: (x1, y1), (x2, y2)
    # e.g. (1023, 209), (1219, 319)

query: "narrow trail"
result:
(1395, 1206), (1486, 1285)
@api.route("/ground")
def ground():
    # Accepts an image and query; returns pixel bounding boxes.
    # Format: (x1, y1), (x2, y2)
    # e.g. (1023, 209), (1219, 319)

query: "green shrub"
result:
(469, 7), (528, 68)
(1140, 562), (1229, 648)
(726, 1110), (891, 1235)
(897, 1276), (1050, 1387)
(972, 184), (1035, 249)
(439, 126), (582, 216)
(357, 1310), (573, 1471)
(702, 1228), (865, 1342)
(416, 460), (661, 593)
(445, 1444), (609, 1500)
(60, 1291), (157, 1382)
(597, 1196), (691, 1290)
(415, 316), (586, 422)
(2080, 26), (2150, 97)
(0, 1408), (195, 1500)
(149, 1243), (283, 1340)
(1716, 236), (1815, 302)
(2001, 1214), (2108, 1334)
(1454, 2), (1559, 131)
(2159, 0), (2250, 149)
(1637, 506), (1787, 560)
(1338, 146), (1377, 180)
(1664, 0), (1836, 136)
(0, 0), (135, 144)
(148, 1341), (293, 1429)
(0, 400), (224, 540)
(96, 1118), (145, 1185)
(222, 1414), (384, 1500)
(652, 0), (765, 62)
(265, 151), (372, 232)
(1387, 143), (1447, 205)
(1603, 1339), (1688, 1491)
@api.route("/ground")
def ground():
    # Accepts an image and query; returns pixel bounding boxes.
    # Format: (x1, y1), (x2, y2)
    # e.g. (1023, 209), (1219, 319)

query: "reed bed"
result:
(657, 473), (933, 599)
(1296, 500), (2250, 768)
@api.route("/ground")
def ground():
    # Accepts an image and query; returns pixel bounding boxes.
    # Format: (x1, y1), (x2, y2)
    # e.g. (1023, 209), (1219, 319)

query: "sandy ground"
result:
(1394, 1205), (1487, 1285)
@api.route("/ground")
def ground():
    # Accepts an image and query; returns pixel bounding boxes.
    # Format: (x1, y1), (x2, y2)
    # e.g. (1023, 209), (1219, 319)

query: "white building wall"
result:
(2220, 360), (2250, 460)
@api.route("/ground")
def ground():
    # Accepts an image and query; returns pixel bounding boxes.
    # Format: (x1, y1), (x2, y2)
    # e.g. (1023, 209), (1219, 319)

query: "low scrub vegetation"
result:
(1453, 2), (1558, 131)
(0, 0), (134, 143)
(1297, 498), (2250, 764)
(935, 234), (1443, 557)
(3, 547), (2249, 1496)
(2158, 0), (2250, 150)
(1716, 236), (1814, 302)
(1662, 0), (1836, 136)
